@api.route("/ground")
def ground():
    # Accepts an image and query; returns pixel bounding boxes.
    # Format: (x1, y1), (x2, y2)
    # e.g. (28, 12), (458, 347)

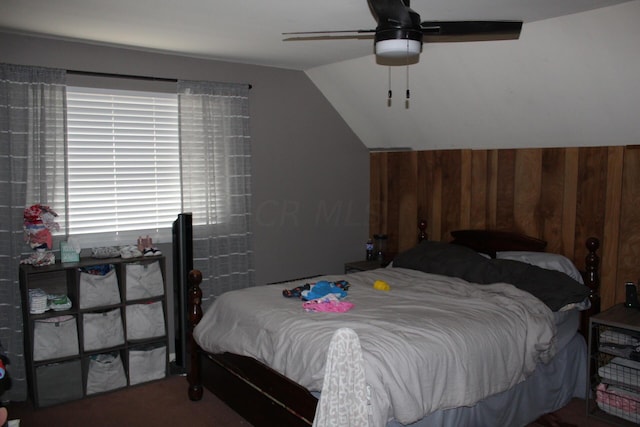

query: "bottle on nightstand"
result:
(366, 239), (374, 261)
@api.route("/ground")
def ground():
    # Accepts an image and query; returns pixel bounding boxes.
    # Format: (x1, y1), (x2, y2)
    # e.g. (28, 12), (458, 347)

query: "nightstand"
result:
(344, 260), (386, 274)
(587, 303), (640, 425)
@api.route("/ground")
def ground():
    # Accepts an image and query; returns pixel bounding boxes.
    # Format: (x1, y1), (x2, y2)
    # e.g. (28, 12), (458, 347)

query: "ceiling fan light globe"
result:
(375, 39), (422, 58)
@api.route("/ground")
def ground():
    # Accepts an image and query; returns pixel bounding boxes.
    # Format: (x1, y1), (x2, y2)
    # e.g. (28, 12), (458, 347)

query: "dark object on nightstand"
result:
(373, 234), (388, 262)
(625, 282), (640, 309)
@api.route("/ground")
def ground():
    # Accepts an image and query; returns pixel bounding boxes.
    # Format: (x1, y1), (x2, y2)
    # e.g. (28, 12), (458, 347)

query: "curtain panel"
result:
(178, 81), (254, 308)
(0, 63), (67, 401)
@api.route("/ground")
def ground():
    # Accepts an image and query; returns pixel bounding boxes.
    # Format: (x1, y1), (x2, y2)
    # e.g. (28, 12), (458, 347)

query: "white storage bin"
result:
(125, 261), (164, 300)
(79, 267), (120, 309)
(83, 308), (125, 351)
(128, 345), (166, 385)
(33, 315), (79, 361)
(86, 352), (127, 395)
(126, 301), (165, 340)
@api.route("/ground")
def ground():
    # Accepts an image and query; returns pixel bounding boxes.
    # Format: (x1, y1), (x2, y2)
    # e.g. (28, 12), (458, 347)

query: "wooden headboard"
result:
(449, 229), (547, 258)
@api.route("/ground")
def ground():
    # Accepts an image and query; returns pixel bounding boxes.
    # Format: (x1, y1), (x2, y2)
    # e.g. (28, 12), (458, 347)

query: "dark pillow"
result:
(393, 240), (495, 280)
(484, 259), (590, 312)
(393, 240), (590, 311)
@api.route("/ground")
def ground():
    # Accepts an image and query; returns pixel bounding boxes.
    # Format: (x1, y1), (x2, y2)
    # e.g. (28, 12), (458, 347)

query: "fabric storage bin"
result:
(79, 267), (120, 309)
(33, 315), (79, 361)
(125, 261), (164, 300)
(126, 301), (165, 340)
(128, 344), (166, 385)
(83, 308), (125, 351)
(86, 352), (127, 395)
(36, 360), (83, 407)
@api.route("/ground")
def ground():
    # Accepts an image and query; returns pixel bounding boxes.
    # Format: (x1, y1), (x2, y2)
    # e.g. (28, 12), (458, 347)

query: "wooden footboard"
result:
(187, 270), (317, 427)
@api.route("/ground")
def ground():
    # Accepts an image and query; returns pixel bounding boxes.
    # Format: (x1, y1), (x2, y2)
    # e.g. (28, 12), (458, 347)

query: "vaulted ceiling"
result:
(0, 0), (630, 70)
(1, 0), (638, 150)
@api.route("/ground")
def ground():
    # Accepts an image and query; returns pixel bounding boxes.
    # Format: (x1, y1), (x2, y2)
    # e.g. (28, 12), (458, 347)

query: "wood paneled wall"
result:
(370, 146), (640, 310)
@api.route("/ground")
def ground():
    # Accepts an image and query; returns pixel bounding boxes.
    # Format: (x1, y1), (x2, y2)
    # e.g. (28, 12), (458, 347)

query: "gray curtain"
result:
(178, 81), (254, 308)
(0, 63), (67, 401)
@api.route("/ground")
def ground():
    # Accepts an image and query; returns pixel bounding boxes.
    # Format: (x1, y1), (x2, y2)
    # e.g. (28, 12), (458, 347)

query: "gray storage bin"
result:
(33, 315), (79, 361)
(36, 360), (83, 407)
(125, 261), (164, 300)
(79, 267), (120, 309)
(83, 308), (125, 351)
(86, 352), (127, 395)
(128, 344), (166, 385)
(126, 301), (165, 340)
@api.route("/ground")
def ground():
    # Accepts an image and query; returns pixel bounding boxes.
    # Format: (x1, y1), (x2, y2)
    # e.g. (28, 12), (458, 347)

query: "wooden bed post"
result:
(580, 237), (601, 338)
(187, 269), (204, 401)
(584, 237), (600, 300)
(418, 219), (427, 242)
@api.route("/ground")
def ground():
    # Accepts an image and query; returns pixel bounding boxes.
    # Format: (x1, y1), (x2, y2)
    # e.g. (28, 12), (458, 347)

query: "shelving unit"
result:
(587, 303), (640, 425)
(19, 255), (168, 408)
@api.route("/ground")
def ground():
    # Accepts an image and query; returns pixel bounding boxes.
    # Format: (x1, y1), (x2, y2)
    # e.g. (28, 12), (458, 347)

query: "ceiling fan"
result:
(283, 0), (523, 62)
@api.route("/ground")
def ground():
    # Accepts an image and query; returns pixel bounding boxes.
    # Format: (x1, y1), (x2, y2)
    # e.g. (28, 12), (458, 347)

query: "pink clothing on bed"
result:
(303, 294), (354, 313)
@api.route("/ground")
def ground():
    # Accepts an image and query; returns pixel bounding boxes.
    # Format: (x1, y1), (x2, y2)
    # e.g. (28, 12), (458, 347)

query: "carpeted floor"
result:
(5, 375), (617, 427)
(6, 374), (250, 427)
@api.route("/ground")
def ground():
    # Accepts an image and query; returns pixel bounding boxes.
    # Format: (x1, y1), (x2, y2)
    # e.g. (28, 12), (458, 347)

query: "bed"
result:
(186, 227), (601, 427)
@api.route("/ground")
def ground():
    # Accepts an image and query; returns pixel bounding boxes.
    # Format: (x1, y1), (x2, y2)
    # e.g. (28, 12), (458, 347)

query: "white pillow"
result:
(496, 251), (584, 284)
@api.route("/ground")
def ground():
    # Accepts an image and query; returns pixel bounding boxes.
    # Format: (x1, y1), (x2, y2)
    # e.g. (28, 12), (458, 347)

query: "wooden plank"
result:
(470, 150), (489, 229)
(613, 147), (638, 306)
(369, 152), (387, 238)
(513, 149), (542, 237)
(384, 152), (402, 256)
(496, 150), (516, 230)
(396, 152), (418, 252)
(487, 150), (499, 229)
(602, 146), (623, 306)
(417, 151), (435, 241)
(440, 150), (463, 240)
(460, 150), (472, 230)
(562, 148), (579, 263)
(539, 148), (565, 254)
(431, 151), (443, 241)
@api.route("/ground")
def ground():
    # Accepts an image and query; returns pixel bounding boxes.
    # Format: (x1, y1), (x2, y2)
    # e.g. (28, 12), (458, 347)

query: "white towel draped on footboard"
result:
(313, 328), (370, 427)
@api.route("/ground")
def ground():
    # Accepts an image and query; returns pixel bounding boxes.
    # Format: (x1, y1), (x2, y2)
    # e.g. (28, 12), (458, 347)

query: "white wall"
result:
(307, 1), (640, 150)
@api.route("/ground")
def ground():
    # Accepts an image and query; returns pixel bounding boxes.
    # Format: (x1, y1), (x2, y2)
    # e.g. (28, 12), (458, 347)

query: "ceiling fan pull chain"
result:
(405, 42), (411, 107)
(406, 64), (410, 100)
(388, 67), (392, 100)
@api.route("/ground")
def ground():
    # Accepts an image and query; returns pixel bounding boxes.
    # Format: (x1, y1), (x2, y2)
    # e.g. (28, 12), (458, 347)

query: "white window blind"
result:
(66, 87), (181, 241)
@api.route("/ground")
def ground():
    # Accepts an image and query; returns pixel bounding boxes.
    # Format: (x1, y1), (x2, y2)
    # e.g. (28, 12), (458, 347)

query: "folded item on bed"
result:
(392, 240), (589, 311)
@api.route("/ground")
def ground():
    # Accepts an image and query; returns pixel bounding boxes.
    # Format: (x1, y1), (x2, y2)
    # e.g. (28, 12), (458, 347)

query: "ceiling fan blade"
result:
(283, 34), (375, 42)
(282, 29), (375, 36)
(420, 21), (522, 42)
(282, 29), (375, 42)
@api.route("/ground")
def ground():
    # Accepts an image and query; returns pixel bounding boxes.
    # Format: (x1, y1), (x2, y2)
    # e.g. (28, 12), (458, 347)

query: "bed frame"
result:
(186, 224), (601, 427)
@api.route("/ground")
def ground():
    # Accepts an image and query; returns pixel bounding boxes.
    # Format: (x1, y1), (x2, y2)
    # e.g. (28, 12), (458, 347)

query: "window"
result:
(65, 87), (181, 245)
